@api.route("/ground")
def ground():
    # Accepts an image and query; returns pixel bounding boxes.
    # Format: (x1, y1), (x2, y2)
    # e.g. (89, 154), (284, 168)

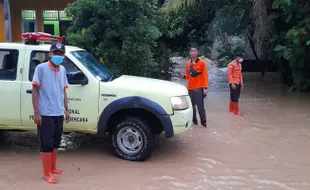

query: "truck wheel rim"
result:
(117, 126), (144, 155)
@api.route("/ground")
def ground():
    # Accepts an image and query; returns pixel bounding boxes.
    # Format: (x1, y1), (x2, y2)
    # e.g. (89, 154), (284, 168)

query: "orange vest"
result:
(227, 60), (243, 85)
(184, 59), (209, 90)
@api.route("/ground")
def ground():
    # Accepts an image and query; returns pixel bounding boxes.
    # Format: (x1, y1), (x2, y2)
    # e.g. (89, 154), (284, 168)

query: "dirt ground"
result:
(0, 59), (310, 190)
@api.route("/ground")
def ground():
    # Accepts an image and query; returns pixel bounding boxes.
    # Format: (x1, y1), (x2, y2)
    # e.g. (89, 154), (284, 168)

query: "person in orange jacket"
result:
(227, 54), (244, 116)
(179, 46), (209, 127)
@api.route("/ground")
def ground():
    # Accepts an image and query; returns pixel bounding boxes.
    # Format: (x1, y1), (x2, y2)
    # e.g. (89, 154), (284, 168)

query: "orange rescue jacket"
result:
(227, 60), (243, 85)
(184, 59), (209, 90)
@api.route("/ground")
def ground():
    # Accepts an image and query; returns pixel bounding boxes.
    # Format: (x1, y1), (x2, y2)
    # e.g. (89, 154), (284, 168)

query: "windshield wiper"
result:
(108, 75), (114, 82)
(107, 74), (120, 82)
(100, 74), (120, 82)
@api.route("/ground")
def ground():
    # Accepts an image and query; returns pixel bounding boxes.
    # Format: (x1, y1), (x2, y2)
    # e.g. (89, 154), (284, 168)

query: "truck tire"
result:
(111, 116), (154, 161)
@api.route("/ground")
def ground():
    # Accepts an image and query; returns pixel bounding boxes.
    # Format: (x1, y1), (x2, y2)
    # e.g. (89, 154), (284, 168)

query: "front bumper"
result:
(169, 106), (193, 136)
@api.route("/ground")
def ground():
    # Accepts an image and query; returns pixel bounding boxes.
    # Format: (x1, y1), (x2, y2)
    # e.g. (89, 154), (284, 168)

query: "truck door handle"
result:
(26, 89), (32, 94)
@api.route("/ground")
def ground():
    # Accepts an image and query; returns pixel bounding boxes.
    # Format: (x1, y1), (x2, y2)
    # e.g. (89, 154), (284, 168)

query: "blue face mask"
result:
(51, 55), (64, 66)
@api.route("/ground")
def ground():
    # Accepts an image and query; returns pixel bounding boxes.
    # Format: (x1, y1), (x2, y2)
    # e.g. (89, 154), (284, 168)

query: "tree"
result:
(65, 0), (176, 79)
(161, 0), (234, 55)
(3, 0), (12, 42)
(161, 0), (195, 13)
(161, 0), (270, 58)
(162, 0), (310, 91)
(272, 0), (310, 91)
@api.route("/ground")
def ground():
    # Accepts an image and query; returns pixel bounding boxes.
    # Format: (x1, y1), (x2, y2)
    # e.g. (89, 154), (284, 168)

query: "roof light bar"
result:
(22, 32), (64, 44)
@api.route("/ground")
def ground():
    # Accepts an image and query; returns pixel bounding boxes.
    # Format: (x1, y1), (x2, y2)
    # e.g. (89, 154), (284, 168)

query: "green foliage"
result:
(217, 56), (232, 67)
(66, 0), (178, 79)
(162, 0), (310, 91)
(160, 0), (251, 57)
(161, 0), (196, 13)
(215, 37), (245, 67)
(161, 0), (242, 53)
(272, 0), (310, 91)
(207, 2), (249, 40)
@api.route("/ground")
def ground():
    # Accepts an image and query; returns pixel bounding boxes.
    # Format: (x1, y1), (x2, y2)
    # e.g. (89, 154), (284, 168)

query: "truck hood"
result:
(107, 75), (188, 97)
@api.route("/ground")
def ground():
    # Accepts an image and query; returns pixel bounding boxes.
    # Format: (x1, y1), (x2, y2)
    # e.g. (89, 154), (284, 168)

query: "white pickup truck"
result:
(0, 34), (193, 161)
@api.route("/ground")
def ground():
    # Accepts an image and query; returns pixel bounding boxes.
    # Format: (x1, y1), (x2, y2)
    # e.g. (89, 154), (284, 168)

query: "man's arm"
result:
(64, 90), (69, 112)
(31, 67), (42, 126)
(31, 66), (42, 113)
(202, 61), (209, 89)
(63, 66), (69, 110)
(240, 64), (243, 85)
(64, 87), (70, 123)
(32, 85), (40, 114)
(183, 63), (190, 80)
(63, 67), (70, 122)
(32, 85), (42, 126)
(227, 63), (234, 84)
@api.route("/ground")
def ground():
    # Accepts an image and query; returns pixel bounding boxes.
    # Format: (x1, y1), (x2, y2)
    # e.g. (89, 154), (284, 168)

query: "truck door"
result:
(21, 49), (100, 133)
(20, 48), (49, 129)
(60, 56), (100, 133)
(0, 47), (24, 127)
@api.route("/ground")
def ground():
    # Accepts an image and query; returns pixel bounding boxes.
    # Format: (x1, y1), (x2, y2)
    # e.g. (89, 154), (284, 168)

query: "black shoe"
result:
(193, 120), (198, 125)
(201, 121), (207, 128)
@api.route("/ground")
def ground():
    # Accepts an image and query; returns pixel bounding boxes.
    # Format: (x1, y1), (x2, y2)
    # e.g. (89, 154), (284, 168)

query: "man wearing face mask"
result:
(32, 42), (70, 184)
(227, 54), (244, 116)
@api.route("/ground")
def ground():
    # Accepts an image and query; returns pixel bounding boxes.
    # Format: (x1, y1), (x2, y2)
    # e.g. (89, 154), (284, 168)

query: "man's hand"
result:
(203, 88), (208, 95)
(34, 112), (42, 126)
(241, 84), (244, 89)
(231, 84), (236, 89)
(179, 73), (185, 78)
(65, 111), (70, 123)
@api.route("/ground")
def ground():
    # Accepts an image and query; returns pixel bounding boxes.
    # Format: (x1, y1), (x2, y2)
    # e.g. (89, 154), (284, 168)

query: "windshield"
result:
(71, 51), (113, 81)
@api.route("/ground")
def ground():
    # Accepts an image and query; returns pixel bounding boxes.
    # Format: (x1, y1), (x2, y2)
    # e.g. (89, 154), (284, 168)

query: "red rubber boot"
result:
(233, 103), (243, 116)
(40, 152), (58, 184)
(51, 148), (63, 175)
(229, 101), (234, 113)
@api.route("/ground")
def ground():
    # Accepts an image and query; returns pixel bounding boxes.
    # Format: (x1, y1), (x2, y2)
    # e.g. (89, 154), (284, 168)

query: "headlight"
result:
(170, 96), (189, 110)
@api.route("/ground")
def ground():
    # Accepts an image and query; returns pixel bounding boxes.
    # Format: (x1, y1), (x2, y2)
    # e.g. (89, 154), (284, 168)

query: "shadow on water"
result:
(0, 131), (107, 153)
(0, 130), (184, 161)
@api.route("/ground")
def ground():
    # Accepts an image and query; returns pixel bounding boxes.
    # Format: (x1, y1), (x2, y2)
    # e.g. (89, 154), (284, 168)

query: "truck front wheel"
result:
(111, 117), (154, 161)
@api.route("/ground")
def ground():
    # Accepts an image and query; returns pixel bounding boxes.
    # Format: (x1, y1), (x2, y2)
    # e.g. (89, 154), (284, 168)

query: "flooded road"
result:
(1, 59), (310, 190)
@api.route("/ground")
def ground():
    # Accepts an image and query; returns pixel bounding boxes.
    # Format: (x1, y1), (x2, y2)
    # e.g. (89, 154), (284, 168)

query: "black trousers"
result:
(188, 88), (206, 125)
(229, 84), (241, 103)
(37, 116), (64, 153)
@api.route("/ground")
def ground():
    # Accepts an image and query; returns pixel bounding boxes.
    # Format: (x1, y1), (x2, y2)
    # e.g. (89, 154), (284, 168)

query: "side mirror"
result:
(67, 71), (88, 85)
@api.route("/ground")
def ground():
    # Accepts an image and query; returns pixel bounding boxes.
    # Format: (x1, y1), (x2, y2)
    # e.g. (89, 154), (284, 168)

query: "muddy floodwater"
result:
(1, 59), (310, 190)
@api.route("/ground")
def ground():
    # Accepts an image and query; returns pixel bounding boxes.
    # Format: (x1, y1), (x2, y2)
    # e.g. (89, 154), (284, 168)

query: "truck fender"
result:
(97, 96), (174, 138)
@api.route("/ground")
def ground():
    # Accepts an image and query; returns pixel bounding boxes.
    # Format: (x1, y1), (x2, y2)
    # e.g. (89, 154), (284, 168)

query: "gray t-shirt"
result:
(32, 62), (69, 116)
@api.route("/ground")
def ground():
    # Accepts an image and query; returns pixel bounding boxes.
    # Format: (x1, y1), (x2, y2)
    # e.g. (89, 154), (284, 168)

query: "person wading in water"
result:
(227, 54), (244, 116)
(179, 46), (209, 127)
